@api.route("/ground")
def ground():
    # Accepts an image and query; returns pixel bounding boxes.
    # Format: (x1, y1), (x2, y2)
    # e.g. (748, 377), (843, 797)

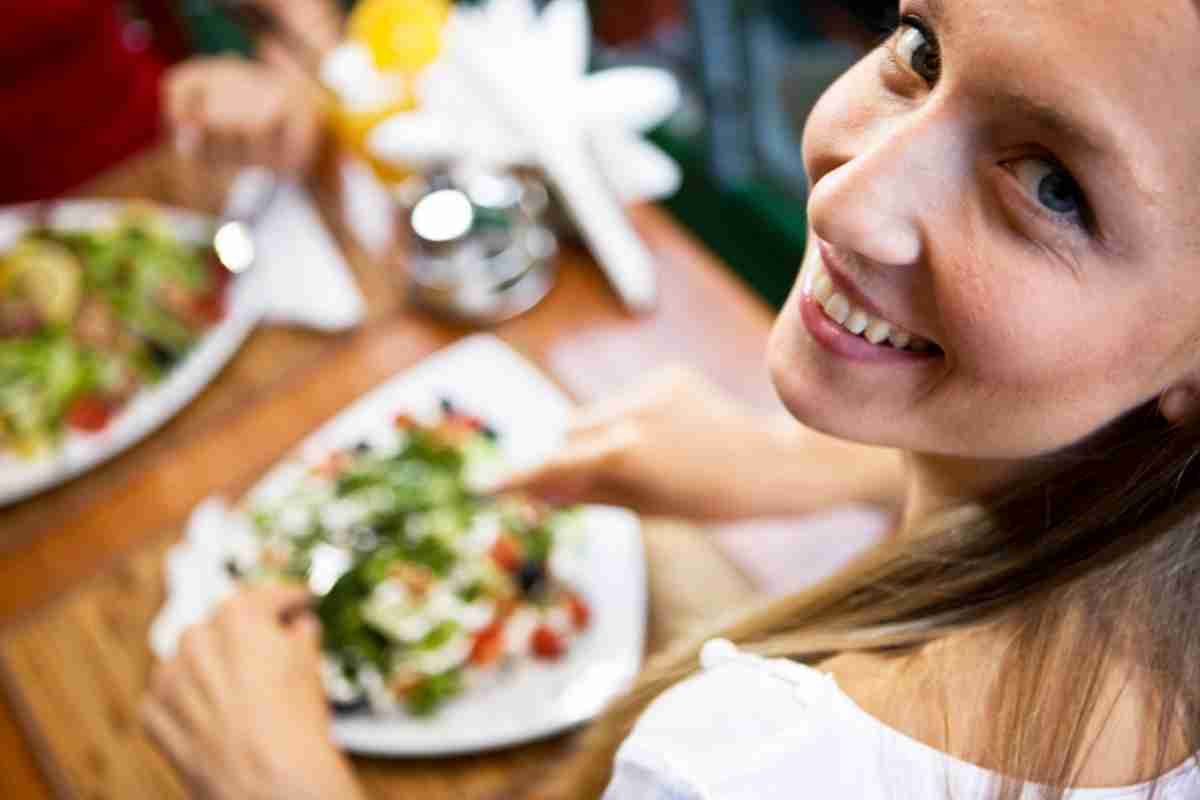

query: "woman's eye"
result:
(1009, 158), (1085, 219)
(895, 19), (940, 84)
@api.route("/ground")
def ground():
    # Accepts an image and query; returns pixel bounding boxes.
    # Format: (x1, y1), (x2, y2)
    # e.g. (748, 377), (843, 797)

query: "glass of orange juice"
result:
(329, 92), (416, 185)
(325, 0), (453, 185)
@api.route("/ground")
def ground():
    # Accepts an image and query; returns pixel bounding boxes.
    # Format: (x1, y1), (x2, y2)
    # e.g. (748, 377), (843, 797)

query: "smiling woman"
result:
(141, 1), (1200, 798)
(567, 0), (1200, 795)
(768, 0), (1194, 462)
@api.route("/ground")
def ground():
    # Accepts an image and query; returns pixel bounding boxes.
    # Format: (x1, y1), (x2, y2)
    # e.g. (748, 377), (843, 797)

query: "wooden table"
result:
(0, 148), (778, 799)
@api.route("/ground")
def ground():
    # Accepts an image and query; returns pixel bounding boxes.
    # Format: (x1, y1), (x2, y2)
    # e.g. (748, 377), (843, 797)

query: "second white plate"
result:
(0, 200), (265, 506)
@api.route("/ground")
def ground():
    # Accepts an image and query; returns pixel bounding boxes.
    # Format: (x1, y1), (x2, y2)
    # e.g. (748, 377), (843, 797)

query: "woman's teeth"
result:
(810, 267), (930, 352)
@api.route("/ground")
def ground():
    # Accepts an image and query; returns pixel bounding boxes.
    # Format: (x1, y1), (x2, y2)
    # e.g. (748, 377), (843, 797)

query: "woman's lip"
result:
(799, 293), (941, 364)
(815, 239), (932, 345)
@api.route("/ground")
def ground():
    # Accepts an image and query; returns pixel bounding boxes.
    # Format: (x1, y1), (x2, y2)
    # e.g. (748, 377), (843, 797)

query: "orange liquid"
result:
(329, 90), (416, 186)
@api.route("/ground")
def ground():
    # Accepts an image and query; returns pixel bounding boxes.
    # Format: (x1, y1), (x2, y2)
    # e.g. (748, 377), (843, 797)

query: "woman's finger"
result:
(288, 611), (324, 654)
(221, 115), (257, 168)
(164, 69), (207, 158)
(497, 422), (638, 499)
(151, 660), (214, 734)
(163, 65), (202, 126)
(229, 102), (267, 168)
(250, 83), (294, 169)
(199, 114), (241, 168)
(567, 386), (662, 434)
(238, 582), (314, 622)
(275, 103), (319, 174)
(567, 366), (697, 434)
(258, 39), (310, 83)
(139, 697), (198, 781)
(173, 125), (202, 159)
(177, 625), (227, 704)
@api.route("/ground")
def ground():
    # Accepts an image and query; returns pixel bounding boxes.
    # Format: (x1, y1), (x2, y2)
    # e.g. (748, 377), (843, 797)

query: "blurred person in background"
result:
(0, 0), (342, 205)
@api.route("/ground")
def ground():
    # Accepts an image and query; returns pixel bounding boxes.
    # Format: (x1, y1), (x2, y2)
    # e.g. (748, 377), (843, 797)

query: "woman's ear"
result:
(1160, 384), (1200, 424)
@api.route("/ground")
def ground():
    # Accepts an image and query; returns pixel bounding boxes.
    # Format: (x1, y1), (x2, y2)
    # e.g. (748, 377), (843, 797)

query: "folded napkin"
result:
(246, 179), (367, 331)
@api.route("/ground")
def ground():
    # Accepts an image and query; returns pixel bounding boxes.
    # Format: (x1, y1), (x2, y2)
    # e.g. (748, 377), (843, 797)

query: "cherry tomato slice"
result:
(194, 290), (227, 324)
(65, 395), (112, 433)
(206, 251), (234, 292)
(531, 624), (566, 660)
(489, 534), (523, 573)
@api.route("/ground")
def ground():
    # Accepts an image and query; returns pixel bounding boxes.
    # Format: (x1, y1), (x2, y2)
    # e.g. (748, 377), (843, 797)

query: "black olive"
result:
(223, 559), (243, 579)
(353, 441), (371, 455)
(481, 424), (499, 442)
(517, 560), (547, 595)
(330, 695), (370, 715)
(439, 397), (455, 414)
(147, 340), (180, 370)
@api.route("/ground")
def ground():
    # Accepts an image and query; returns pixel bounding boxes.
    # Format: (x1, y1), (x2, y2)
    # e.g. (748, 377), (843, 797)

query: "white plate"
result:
(0, 200), (266, 506)
(153, 335), (647, 756)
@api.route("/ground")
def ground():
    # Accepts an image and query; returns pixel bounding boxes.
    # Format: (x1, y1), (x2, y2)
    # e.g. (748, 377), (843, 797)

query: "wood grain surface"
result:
(0, 147), (777, 799)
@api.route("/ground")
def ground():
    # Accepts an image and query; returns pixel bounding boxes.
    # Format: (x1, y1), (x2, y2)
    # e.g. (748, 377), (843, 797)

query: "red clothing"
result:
(0, 1), (172, 204)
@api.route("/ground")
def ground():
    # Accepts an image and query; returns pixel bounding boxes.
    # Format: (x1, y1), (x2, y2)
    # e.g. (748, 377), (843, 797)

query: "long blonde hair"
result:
(537, 400), (1200, 799)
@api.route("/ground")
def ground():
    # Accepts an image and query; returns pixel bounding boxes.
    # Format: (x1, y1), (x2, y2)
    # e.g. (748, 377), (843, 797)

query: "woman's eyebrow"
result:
(992, 91), (1111, 160)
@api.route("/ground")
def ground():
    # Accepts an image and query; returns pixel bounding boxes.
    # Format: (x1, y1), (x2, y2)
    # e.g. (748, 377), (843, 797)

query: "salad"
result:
(234, 401), (591, 717)
(0, 207), (230, 457)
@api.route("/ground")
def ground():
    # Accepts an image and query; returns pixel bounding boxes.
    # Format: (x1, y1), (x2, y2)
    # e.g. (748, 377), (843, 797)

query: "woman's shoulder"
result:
(607, 640), (906, 799)
(627, 639), (832, 738)
(606, 640), (1200, 800)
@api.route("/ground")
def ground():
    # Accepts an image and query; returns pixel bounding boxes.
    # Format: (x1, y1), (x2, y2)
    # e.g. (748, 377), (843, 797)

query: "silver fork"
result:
(212, 167), (280, 274)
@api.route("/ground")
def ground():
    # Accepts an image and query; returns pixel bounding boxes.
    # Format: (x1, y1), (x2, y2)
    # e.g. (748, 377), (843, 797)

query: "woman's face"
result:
(769, 0), (1200, 458)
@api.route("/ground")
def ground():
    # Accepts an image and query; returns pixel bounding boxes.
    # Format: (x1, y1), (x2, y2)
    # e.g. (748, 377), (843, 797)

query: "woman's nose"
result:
(806, 113), (957, 270)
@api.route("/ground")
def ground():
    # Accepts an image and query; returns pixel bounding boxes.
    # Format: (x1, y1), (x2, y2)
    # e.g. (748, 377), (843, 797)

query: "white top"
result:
(603, 640), (1200, 799)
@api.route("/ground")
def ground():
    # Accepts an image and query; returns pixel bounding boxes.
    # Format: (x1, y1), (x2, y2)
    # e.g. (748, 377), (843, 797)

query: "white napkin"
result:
(356, 0), (683, 204)
(338, 159), (399, 257)
(149, 497), (249, 658)
(250, 180), (367, 331)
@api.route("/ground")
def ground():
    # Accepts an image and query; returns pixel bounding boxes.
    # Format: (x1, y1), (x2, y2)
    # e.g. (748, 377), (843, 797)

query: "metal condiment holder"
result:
(398, 170), (558, 325)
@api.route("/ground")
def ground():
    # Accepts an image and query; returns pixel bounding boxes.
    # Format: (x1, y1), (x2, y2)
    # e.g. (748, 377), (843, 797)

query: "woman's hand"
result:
(163, 56), (325, 174)
(499, 366), (906, 521)
(140, 585), (366, 800)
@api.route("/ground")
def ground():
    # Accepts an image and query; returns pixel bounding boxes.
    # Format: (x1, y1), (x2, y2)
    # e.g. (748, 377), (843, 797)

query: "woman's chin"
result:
(767, 305), (906, 447)
(768, 315), (852, 435)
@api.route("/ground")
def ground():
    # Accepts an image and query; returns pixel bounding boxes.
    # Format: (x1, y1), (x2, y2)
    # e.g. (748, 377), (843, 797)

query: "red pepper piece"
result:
(567, 592), (591, 630)
(469, 620), (505, 667)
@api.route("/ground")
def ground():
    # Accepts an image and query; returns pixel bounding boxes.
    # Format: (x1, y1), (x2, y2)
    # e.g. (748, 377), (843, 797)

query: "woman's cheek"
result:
(948, 283), (1114, 401)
